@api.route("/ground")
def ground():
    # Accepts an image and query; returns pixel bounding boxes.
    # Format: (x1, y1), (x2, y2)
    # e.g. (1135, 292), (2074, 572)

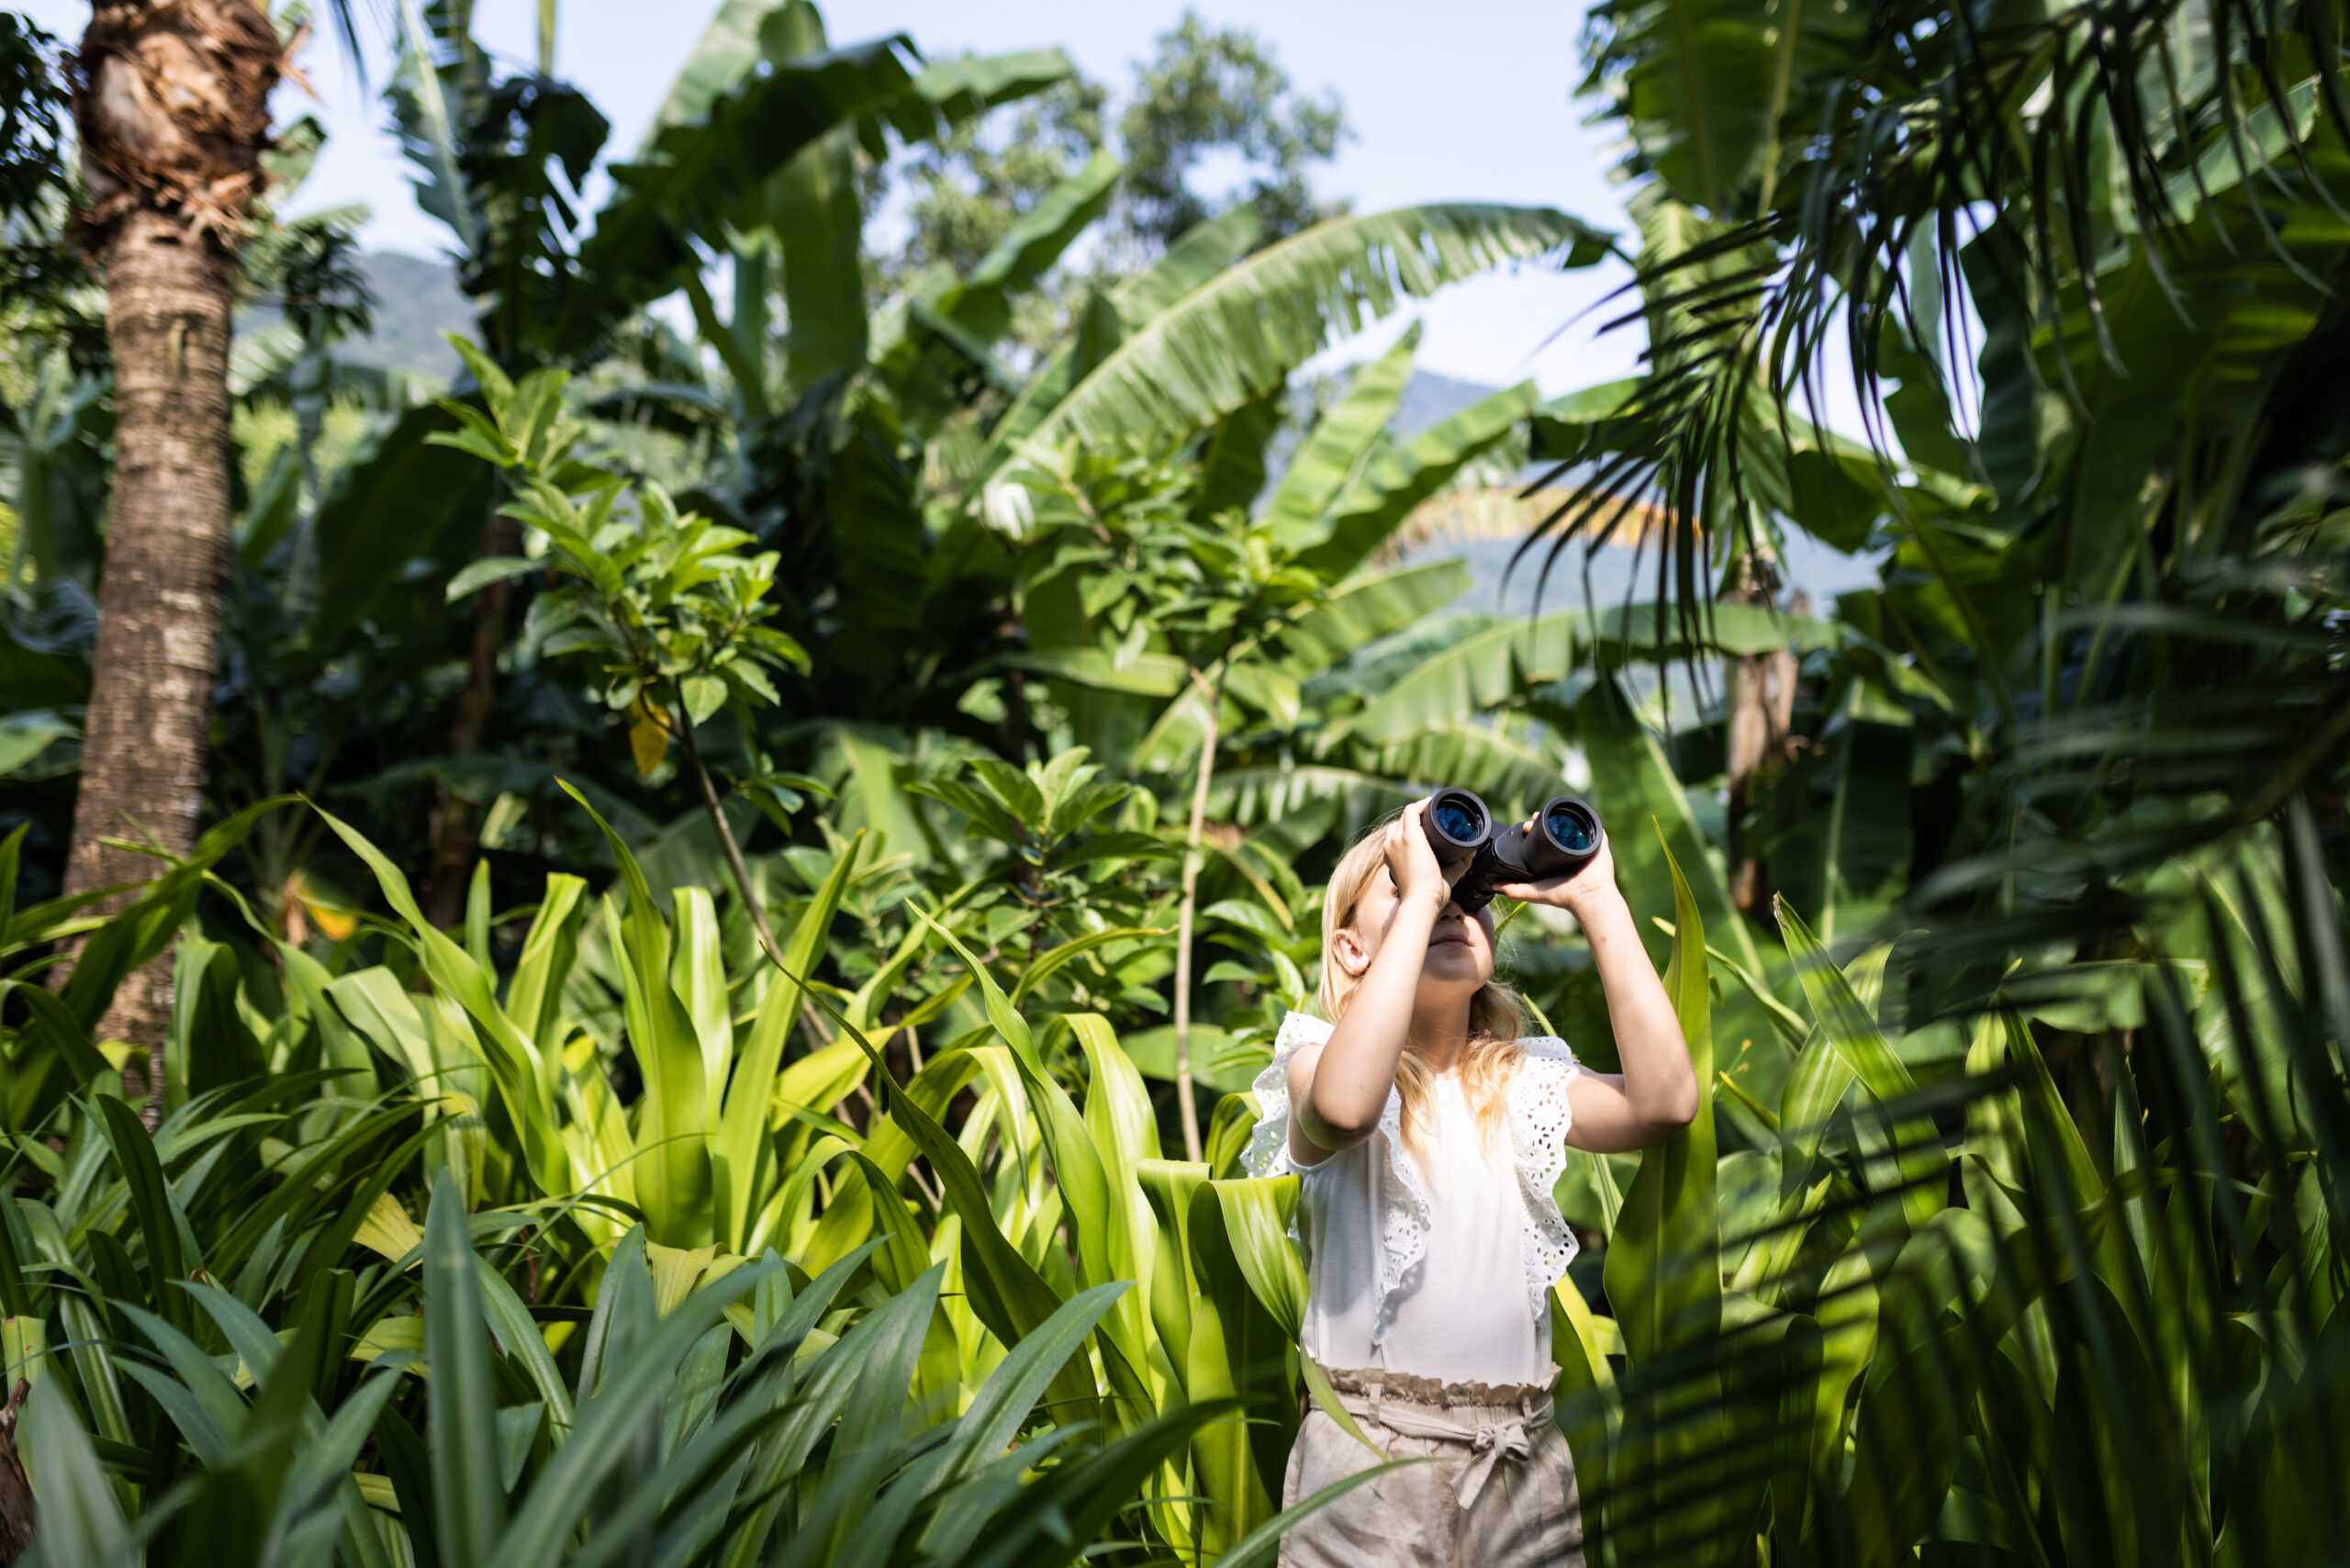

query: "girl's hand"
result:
(1492, 826), (1620, 922)
(1384, 800), (1460, 913)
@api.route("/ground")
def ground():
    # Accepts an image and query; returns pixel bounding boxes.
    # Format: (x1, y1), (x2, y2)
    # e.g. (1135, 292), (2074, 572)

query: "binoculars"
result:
(1418, 788), (1605, 913)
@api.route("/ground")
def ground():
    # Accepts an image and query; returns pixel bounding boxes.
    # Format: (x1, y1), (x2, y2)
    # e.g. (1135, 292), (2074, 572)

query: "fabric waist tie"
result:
(1316, 1366), (1553, 1509)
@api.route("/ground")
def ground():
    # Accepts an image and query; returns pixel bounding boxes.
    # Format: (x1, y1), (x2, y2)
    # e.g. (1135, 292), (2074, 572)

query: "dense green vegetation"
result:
(3, 0), (2348, 1562)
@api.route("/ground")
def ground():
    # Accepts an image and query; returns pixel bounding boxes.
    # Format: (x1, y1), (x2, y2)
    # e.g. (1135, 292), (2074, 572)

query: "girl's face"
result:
(1331, 863), (1497, 1002)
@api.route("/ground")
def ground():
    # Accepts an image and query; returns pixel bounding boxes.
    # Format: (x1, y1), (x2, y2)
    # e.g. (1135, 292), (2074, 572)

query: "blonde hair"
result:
(1317, 818), (1527, 1159)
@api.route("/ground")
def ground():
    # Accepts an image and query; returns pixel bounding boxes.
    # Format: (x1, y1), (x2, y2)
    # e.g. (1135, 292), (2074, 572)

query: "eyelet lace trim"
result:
(1511, 1040), (1584, 1322)
(1243, 1013), (1583, 1338)
(1240, 1009), (1320, 1182)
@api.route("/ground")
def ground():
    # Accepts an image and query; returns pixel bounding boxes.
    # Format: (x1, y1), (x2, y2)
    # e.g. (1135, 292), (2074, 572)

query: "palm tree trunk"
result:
(59, 207), (238, 1057)
(59, 0), (285, 1072)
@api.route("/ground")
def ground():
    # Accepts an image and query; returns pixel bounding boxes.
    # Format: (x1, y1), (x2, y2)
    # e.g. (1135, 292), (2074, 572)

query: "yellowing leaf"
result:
(354, 1192), (424, 1262)
(350, 1315), (425, 1365)
(630, 699), (671, 777)
(647, 1241), (719, 1316)
(2, 1316), (46, 1389)
(289, 870), (359, 942)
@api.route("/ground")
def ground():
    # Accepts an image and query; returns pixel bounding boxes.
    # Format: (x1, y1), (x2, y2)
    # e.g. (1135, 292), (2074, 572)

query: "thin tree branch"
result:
(669, 679), (787, 970)
(1170, 655), (1230, 1164)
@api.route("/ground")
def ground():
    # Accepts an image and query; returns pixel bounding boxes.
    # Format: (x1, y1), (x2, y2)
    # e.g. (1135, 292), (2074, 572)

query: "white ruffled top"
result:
(1243, 1010), (1583, 1381)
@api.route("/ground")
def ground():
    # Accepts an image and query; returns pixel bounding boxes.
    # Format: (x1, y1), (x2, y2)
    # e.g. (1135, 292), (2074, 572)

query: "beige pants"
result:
(1279, 1366), (1585, 1568)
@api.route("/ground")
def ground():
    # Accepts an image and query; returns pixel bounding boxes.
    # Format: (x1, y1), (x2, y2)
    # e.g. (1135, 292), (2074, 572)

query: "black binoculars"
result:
(1417, 788), (1605, 913)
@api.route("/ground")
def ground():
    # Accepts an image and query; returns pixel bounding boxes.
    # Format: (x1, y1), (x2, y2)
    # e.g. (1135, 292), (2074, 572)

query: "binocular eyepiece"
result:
(1418, 788), (1604, 913)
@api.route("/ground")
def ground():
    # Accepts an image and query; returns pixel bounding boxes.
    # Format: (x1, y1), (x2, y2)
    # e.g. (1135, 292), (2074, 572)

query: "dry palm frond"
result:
(71, 0), (292, 245)
(1375, 483), (1682, 564)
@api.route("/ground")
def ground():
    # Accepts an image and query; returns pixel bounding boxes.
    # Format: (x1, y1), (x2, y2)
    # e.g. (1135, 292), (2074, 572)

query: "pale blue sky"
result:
(23, 0), (1648, 394)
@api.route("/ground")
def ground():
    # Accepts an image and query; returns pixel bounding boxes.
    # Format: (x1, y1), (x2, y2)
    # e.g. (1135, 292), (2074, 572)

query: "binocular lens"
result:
(1431, 797), (1485, 844)
(1544, 799), (1598, 854)
(1417, 786), (1603, 911)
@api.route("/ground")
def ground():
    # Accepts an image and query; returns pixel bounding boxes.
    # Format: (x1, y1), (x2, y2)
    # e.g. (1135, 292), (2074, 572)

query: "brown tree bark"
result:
(59, 0), (286, 1066)
(423, 524), (516, 931)
(0, 1380), (32, 1565)
(61, 208), (237, 1055)
(1724, 550), (1799, 914)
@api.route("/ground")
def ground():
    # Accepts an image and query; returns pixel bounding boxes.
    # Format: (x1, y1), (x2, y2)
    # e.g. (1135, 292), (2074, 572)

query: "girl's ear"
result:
(1331, 926), (1371, 979)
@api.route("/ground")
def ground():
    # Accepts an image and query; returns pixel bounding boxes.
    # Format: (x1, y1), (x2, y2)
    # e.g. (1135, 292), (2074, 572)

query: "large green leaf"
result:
(1577, 673), (1764, 981)
(669, 886), (732, 1101)
(391, 0), (480, 256)
(776, 123), (867, 386)
(424, 1170), (503, 1568)
(1357, 722), (1573, 820)
(504, 873), (588, 1060)
(979, 1046), (1150, 1416)
(556, 31), (1067, 356)
(829, 1006), (1101, 1426)
(1584, 599), (1841, 661)
(938, 1280), (1132, 1485)
(1608, 0), (1775, 210)
(1774, 898), (1945, 1234)
(2036, 160), (2350, 611)
(1346, 613), (1576, 744)
(966, 205), (1266, 498)
(813, 398), (931, 681)
(999, 645), (1186, 698)
(938, 150), (1121, 349)
(1184, 1178), (1304, 1553)
(17, 1379), (130, 1567)
(312, 805), (573, 1203)
(1603, 826), (1721, 1357)
(496, 1251), (783, 1568)
(95, 1098), (194, 1338)
(1346, 599), (1839, 750)
(1271, 560), (1471, 676)
(1260, 323), (1423, 539)
(168, 935), (266, 1105)
(884, 151), (1123, 436)
(558, 786), (715, 1246)
(715, 833), (863, 1250)
(1292, 378), (1543, 577)
(1191, 390), (1285, 523)
(308, 404), (495, 655)
(1067, 1014), (1165, 1372)
(1597, 826), (1732, 1560)
(1030, 205), (1610, 453)
(902, 921), (1155, 1409)
(1766, 711), (1913, 949)
(827, 723), (932, 862)
(638, 0), (782, 151)
(562, 29), (916, 348)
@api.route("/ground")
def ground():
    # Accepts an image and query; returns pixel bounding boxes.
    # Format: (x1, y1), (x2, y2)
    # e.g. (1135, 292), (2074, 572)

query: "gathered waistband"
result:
(1310, 1362), (1556, 1508)
(1316, 1362), (1555, 1413)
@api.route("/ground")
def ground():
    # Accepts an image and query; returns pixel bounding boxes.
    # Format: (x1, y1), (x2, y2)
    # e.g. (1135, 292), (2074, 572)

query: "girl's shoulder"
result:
(1273, 1009), (1336, 1058)
(1507, 1037), (1583, 1135)
(1242, 1012), (1338, 1182)
(1513, 1035), (1582, 1070)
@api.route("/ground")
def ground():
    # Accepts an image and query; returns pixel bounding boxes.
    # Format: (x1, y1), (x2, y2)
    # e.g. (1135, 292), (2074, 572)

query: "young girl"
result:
(1245, 800), (1700, 1567)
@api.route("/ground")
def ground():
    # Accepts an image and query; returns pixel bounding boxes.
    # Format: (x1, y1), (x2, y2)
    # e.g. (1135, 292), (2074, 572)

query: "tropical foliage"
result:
(4, 0), (2350, 1561)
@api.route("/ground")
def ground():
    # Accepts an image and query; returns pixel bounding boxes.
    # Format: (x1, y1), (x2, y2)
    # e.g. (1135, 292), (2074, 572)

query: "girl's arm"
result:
(1493, 834), (1699, 1153)
(1285, 801), (1451, 1164)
